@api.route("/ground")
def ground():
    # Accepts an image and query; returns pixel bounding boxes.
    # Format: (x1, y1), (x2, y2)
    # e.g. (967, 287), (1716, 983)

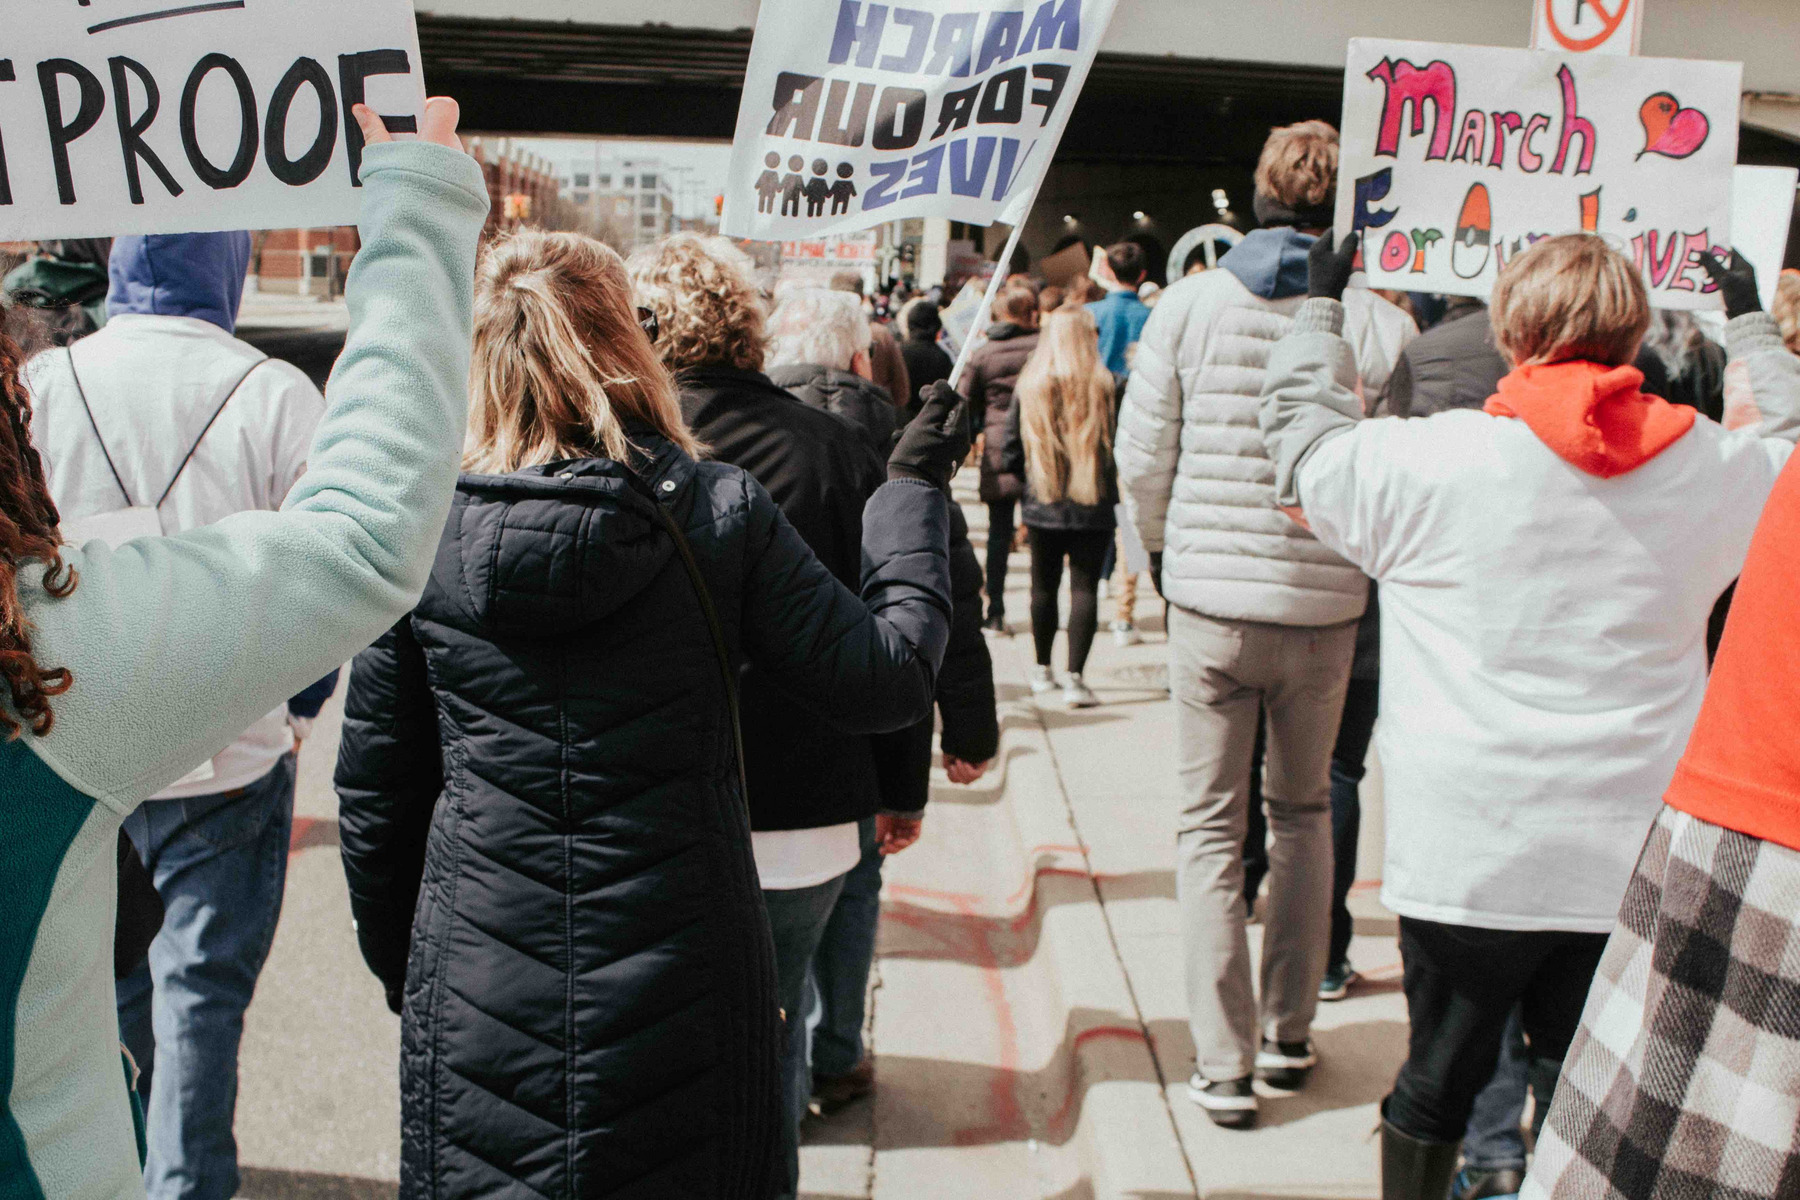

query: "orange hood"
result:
(1484, 362), (1695, 478)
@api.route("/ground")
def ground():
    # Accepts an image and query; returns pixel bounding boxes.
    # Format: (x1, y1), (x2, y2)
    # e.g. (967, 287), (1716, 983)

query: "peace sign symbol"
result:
(1542, 0), (1632, 52)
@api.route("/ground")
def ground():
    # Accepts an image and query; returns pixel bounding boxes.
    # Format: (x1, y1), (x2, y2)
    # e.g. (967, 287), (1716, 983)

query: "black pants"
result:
(1327, 678), (1380, 968)
(985, 500), (1016, 621)
(1027, 526), (1111, 674)
(1387, 917), (1608, 1145)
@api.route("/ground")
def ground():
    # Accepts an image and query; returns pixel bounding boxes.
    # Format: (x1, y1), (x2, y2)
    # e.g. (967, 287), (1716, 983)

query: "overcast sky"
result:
(508, 138), (734, 219)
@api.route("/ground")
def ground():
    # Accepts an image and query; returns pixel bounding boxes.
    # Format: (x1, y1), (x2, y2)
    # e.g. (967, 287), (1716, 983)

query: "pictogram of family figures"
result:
(756, 154), (858, 217)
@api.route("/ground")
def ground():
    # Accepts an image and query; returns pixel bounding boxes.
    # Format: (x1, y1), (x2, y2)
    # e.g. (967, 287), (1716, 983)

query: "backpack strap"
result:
(64, 347), (135, 508)
(155, 358), (271, 509)
(623, 469), (750, 809)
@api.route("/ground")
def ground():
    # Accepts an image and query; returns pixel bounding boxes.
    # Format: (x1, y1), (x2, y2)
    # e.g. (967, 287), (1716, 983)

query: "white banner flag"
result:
(720, 0), (1118, 241)
(1335, 39), (1741, 309)
(0, 0), (427, 241)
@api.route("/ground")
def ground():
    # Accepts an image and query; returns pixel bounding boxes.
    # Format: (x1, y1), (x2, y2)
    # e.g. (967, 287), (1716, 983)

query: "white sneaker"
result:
(1188, 1073), (1258, 1129)
(1063, 674), (1100, 709)
(1029, 665), (1056, 694)
(1098, 577), (1112, 601)
(1110, 620), (1141, 647)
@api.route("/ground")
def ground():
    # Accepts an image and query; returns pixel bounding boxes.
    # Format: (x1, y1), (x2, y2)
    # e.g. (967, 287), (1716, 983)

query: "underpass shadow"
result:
(1143, 1016), (1406, 1130)
(238, 1167), (395, 1200)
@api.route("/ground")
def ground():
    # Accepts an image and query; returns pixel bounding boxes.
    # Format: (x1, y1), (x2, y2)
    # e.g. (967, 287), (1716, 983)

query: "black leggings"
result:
(1027, 527), (1112, 674)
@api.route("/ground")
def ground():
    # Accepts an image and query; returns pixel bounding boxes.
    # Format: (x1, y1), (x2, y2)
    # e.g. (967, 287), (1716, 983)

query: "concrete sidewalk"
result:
(799, 477), (1408, 1199)
(228, 470), (1407, 1199)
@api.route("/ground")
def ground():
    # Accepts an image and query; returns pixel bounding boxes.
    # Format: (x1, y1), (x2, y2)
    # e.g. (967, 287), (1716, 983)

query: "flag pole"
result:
(947, 183), (1042, 392)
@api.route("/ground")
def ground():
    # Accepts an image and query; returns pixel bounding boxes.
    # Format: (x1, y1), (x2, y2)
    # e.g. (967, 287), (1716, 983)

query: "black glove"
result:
(1702, 249), (1761, 321)
(1149, 552), (1164, 599)
(1307, 231), (1360, 302)
(889, 380), (975, 491)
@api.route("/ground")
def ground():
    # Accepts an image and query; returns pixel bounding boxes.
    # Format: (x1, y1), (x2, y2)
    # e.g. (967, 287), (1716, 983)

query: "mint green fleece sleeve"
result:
(18, 142), (489, 814)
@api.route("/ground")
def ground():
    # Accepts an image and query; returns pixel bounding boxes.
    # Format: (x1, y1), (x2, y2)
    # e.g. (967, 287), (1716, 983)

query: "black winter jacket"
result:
(678, 364), (909, 832)
(711, 366), (999, 815)
(335, 433), (951, 1200)
(899, 337), (953, 411)
(766, 363), (899, 457)
(965, 322), (1039, 504)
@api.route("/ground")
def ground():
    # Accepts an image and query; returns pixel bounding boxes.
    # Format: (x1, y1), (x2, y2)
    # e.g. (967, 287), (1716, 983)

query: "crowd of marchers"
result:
(2, 96), (1800, 1200)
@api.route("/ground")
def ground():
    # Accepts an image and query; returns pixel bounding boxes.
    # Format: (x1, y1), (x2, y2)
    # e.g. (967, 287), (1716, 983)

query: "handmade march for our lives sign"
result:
(0, 1), (426, 241)
(720, 0), (1118, 241)
(1336, 39), (1741, 309)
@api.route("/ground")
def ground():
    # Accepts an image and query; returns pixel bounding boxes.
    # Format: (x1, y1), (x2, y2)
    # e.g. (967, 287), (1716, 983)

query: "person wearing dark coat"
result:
(964, 281), (1043, 630)
(631, 243), (984, 1196)
(768, 361), (899, 456)
(335, 230), (969, 1200)
(897, 297), (953, 412)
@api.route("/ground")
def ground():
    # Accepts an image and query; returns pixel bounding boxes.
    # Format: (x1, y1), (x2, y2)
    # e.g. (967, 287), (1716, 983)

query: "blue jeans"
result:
(763, 869), (851, 1200)
(1462, 1006), (1531, 1172)
(811, 818), (882, 1078)
(117, 755), (296, 1200)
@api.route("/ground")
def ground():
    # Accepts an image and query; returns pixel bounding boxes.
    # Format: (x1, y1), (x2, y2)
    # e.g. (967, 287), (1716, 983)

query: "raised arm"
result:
(740, 478), (953, 735)
(1705, 251), (1800, 443)
(1258, 297), (1364, 511)
(21, 110), (489, 812)
(336, 620), (443, 1013)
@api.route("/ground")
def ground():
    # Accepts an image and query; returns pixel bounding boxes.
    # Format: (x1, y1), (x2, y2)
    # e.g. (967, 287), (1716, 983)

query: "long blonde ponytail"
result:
(466, 229), (701, 475)
(1017, 310), (1114, 506)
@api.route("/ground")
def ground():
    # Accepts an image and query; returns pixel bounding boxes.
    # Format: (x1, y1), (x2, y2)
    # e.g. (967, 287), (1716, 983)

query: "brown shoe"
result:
(812, 1058), (876, 1115)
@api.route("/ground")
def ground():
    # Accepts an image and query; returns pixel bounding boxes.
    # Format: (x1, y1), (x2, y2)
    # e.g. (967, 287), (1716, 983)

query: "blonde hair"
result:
(466, 229), (700, 474)
(1490, 235), (1650, 369)
(627, 233), (767, 374)
(765, 288), (870, 372)
(1017, 310), (1115, 506)
(1774, 270), (1800, 356)
(1255, 121), (1339, 211)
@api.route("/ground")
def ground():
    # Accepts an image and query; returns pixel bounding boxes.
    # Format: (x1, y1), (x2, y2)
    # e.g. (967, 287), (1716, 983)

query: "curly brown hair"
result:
(0, 325), (75, 739)
(627, 234), (767, 374)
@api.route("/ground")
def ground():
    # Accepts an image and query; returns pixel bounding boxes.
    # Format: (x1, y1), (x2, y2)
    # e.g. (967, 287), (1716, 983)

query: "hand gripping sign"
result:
(1335, 39), (1741, 310)
(0, 0), (426, 240)
(720, 0), (1120, 241)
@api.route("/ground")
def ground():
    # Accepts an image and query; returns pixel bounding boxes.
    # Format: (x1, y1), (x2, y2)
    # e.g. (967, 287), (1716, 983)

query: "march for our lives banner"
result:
(0, 0), (426, 240)
(721, 0), (1118, 241)
(1336, 39), (1742, 309)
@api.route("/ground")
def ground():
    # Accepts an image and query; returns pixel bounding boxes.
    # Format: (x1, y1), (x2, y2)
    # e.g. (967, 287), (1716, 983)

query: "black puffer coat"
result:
(766, 363), (899, 457)
(964, 322), (1039, 504)
(335, 432), (951, 1200)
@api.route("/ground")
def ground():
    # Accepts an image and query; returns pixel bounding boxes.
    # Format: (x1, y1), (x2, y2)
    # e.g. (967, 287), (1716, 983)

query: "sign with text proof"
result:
(1336, 39), (1741, 310)
(0, 1), (427, 241)
(720, 0), (1118, 242)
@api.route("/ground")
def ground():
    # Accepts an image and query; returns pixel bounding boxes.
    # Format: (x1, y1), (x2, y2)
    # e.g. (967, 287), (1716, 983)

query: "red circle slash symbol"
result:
(1543, 0), (1631, 52)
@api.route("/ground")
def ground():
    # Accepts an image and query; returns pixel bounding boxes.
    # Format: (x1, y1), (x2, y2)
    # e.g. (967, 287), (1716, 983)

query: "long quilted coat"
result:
(334, 432), (951, 1199)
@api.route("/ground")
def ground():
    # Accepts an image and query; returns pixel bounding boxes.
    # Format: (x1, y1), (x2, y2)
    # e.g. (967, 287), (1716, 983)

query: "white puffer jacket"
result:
(1116, 266), (1416, 625)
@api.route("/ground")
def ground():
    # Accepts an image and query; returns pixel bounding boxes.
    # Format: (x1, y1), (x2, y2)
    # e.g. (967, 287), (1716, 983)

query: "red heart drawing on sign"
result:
(1543, 0), (1631, 52)
(1638, 94), (1711, 160)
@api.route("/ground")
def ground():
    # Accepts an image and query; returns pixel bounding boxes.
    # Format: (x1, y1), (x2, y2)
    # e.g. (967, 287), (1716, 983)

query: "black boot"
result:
(1381, 1120), (1461, 1200)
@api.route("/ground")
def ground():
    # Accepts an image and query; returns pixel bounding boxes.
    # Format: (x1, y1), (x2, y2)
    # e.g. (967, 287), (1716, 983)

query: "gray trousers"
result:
(1170, 607), (1357, 1081)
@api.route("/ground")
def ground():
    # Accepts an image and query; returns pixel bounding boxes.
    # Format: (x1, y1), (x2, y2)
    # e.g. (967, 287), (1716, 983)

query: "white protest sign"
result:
(1732, 165), (1798, 313)
(720, 0), (1118, 242)
(1336, 39), (1741, 309)
(1532, 0), (1644, 57)
(0, 1), (427, 241)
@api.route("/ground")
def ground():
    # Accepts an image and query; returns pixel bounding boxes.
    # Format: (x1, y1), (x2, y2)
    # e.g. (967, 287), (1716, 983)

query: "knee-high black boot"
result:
(1381, 1120), (1461, 1200)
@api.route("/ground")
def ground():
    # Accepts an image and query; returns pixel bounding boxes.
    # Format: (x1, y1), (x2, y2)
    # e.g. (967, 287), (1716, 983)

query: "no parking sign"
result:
(1532, 0), (1644, 57)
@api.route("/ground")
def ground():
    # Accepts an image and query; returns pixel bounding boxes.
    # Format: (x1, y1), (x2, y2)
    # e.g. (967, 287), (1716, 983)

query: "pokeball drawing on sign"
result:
(1452, 183), (1492, 279)
(1638, 94), (1711, 161)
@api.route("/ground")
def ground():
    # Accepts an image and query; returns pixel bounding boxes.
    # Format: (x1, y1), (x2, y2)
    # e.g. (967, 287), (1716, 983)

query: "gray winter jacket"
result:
(1115, 235), (1416, 626)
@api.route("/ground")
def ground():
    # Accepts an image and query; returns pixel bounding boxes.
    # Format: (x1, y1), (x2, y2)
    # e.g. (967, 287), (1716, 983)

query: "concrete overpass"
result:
(413, 0), (1800, 266)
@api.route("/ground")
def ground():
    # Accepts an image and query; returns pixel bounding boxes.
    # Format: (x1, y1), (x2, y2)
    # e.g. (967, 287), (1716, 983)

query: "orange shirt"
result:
(1666, 455), (1800, 849)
